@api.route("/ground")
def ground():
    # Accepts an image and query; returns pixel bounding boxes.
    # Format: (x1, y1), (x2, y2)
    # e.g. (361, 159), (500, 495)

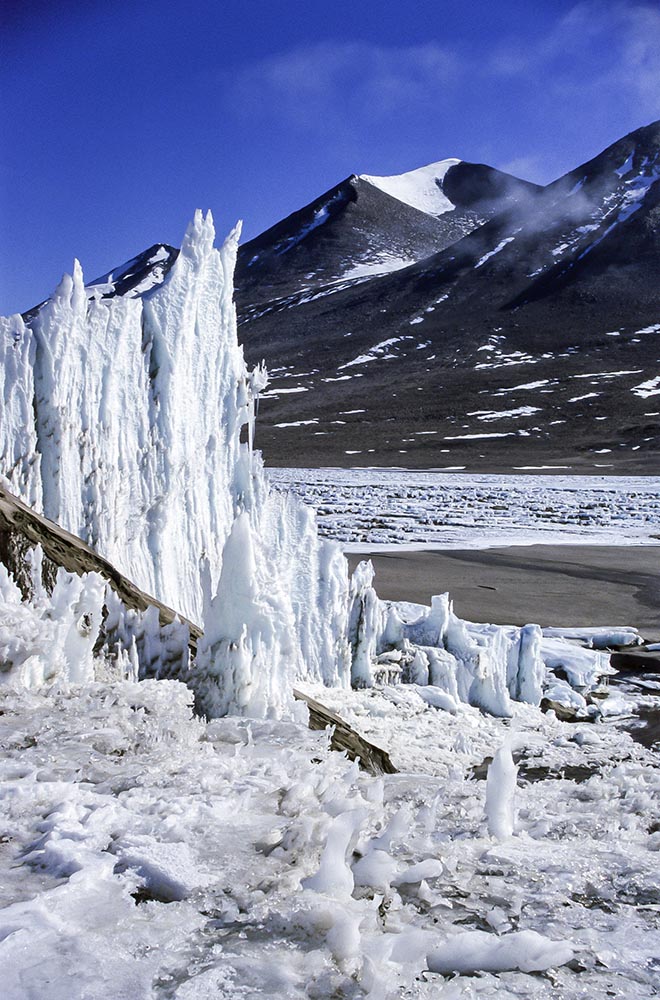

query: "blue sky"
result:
(2, 0), (659, 313)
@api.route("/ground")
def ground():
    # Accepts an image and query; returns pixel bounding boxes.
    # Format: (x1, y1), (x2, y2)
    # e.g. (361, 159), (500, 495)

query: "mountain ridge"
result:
(16, 120), (660, 473)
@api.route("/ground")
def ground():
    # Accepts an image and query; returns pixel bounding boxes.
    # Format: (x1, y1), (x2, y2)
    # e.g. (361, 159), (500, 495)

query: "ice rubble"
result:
(485, 742), (518, 839)
(0, 212), (609, 720)
(2, 673), (659, 998)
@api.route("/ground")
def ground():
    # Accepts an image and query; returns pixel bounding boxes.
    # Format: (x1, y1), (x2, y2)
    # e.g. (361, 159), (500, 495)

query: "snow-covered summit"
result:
(360, 158), (461, 216)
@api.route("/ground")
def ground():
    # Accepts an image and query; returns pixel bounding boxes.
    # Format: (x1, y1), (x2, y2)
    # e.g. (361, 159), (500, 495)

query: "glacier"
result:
(0, 211), (609, 719)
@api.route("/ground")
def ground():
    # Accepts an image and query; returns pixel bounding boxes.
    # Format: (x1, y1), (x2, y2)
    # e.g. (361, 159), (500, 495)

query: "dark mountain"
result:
(237, 121), (660, 474)
(19, 124), (660, 473)
(21, 244), (180, 322)
(234, 160), (540, 319)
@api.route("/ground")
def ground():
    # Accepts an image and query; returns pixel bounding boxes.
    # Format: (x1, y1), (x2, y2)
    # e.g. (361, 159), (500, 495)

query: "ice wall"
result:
(1, 216), (337, 619)
(0, 314), (41, 508)
(0, 212), (352, 712)
(17, 214), (258, 620)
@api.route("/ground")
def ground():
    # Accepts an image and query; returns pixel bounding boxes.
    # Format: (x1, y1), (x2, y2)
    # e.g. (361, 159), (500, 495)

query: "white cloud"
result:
(489, 2), (660, 120)
(224, 40), (462, 131)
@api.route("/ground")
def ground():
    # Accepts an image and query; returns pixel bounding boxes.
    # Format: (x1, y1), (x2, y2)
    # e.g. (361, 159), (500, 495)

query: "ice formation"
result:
(1, 215), (265, 623)
(0, 212), (608, 719)
(485, 741), (518, 839)
(1, 212), (354, 714)
(0, 550), (105, 688)
(426, 928), (574, 975)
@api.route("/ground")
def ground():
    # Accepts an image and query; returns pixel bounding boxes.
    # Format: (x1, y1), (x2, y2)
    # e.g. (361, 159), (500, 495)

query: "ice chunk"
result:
(347, 561), (382, 688)
(302, 809), (366, 897)
(427, 928), (574, 974)
(486, 742), (517, 839)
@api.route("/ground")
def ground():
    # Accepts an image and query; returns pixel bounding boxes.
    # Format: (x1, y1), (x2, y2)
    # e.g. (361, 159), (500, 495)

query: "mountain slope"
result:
(234, 160), (540, 317)
(17, 125), (659, 472)
(238, 121), (660, 473)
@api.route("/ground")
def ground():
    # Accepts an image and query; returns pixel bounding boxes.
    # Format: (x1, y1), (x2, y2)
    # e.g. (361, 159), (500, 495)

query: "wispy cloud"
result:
(496, 156), (546, 184)
(224, 41), (462, 132)
(220, 3), (660, 183)
(489, 2), (660, 121)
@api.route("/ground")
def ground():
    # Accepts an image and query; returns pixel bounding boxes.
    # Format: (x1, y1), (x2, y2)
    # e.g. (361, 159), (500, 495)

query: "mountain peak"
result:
(359, 159), (462, 216)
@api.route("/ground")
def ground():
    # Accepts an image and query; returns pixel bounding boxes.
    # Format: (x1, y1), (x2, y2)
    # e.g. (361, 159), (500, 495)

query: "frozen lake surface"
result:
(270, 469), (660, 550)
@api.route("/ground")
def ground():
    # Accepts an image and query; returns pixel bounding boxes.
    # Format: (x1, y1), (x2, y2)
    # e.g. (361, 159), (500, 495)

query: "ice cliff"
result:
(2, 213), (264, 624)
(0, 213), (605, 718)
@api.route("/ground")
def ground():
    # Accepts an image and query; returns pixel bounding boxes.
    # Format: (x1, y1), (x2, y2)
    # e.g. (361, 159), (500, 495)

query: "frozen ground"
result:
(1, 675), (659, 999)
(269, 469), (660, 550)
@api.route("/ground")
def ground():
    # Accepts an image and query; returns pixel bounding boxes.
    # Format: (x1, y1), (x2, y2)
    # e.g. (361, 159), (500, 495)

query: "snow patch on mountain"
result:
(341, 253), (413, 281)
(475, 237), (515, 268)
(360, 159), (460, 217)
(338, 337), (409, 369)
(633, 375), (660, 399)
(468, 406), (542, 422)
(86, 245), (174, 299)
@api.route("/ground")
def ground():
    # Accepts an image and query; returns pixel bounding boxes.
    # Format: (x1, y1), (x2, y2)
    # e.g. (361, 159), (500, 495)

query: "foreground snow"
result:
(1, 676), (659, 998)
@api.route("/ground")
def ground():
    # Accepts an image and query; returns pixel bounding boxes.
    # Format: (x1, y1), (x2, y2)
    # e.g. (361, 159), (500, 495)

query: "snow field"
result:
(1, 673), (659, 998)
(360, 159), (460, 217)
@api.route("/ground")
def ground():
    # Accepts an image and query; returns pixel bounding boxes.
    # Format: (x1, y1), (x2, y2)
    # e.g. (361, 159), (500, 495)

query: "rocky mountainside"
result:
(20, 122), (660, 472)
(234, 160), (540, 316)
(238, 121), (660, 473)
